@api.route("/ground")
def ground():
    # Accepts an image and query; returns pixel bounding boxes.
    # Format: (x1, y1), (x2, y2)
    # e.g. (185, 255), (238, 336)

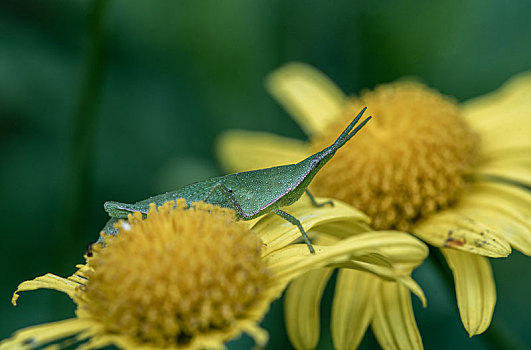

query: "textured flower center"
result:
(81, 200), (271, 347)
(310, 82), (480, 231)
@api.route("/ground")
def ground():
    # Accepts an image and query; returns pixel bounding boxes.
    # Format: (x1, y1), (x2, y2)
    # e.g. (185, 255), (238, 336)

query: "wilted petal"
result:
(284, 269), (333, 349)
(440, 249), (496, 336)
(215, 130), (307, 173)
(371, 281), (423, 350)
(413, 210), (511, 257)
(266, 62), (346, 136)
(12, 273), (81, 306)
(331, 269), (380, 350)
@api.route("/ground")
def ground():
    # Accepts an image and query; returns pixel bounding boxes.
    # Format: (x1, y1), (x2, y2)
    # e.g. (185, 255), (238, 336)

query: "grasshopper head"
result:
(301, 107), (371, 180)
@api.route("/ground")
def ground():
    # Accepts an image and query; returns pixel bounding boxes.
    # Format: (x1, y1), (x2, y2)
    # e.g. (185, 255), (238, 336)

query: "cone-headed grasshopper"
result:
(102, 108), (371, 253)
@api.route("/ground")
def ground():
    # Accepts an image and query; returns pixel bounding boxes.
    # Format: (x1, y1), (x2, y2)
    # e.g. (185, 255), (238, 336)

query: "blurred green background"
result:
(1, 0), (530, 349)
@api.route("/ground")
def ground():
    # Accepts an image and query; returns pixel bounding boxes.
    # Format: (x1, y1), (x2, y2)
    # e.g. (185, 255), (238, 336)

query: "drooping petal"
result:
(215, 130), (308, 173)
(356, 230), (429, 273)
(333, 260), (427, 307)
(284, 269), (334, 349)
(371, 281), (423, 350)
(304, 231), (426, 301)
(474, 162), (531, 187)
(266, 232), (427, 292)
(253, 196), (369, 255)
(440, 249), (496, 336)
(331, 269), (380, 350)
(0, 318), (97, 350)
(266, 62), (347, 137)
(462, 71), (531, 155)
(413, 210), (512, 257)
(11, 273), (81, 306)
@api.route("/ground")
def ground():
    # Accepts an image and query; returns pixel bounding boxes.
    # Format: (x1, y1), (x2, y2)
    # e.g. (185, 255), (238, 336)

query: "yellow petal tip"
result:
(11, 292), (19, 306)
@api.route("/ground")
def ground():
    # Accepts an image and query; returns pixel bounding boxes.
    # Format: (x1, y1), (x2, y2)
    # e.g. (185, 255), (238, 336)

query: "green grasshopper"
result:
(102, 107), (371, 253)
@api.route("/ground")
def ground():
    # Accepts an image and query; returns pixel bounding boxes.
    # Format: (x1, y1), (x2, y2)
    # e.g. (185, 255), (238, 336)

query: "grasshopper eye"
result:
(310, 158), (320, 168)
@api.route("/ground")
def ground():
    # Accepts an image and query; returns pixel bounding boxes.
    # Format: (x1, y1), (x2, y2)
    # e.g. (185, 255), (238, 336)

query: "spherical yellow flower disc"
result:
(309, 81), (480, 231)
(3, 197), (427, 349)
(81, 200), (271, 348)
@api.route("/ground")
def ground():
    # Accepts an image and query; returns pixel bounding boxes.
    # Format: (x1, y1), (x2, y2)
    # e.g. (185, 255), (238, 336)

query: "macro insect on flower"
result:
(1, 198), (428, 349)
(100, 108), (371, 254)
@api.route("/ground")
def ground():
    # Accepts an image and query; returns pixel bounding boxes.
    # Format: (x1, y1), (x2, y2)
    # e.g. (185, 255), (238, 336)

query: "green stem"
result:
(56, 0), (109, 269)
(428, 247), (525, 350)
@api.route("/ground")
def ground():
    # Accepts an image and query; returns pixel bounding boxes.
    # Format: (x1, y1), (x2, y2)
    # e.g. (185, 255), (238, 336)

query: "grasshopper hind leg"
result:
(305, 190), (334, 208)
(273, 209), (315, 254)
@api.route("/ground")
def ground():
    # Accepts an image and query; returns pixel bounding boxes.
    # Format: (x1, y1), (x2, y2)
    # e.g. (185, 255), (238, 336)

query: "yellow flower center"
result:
(310, 82), (480, 231)
(80, 200), (271, 348)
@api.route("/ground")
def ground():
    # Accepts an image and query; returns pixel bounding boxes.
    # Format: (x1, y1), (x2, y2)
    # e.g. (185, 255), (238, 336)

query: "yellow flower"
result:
(216, 63), (531, 346)
(1, 199), (427, 349)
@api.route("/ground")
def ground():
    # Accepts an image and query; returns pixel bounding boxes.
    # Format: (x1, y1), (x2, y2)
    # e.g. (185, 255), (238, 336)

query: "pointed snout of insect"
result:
(322, 146), (336, 159)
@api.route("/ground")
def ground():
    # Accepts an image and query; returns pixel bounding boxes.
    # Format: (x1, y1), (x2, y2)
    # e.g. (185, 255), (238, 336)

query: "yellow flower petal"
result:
(483, 149), (531, 165)
(413, 210), (512, 257)
(215, 130), (307, 173)
(334, 259), (427, 307)
(462, 71), (531, 123)
(455, 205), (531, 255)
(284, 268), (333, 350)
(11, 273), (81, 306)
(311, 220), (373, 240)
(440, 249), (496, 336)
(460, 186), (531, 237)
(0, 318), (96, 350)
(266, 232), (427, 301)
(462, 71), (531, 155)
(469, 180), (531, 216)
(315, 231), (427, 301)
(331, 269), (380, 350)
(266, 62), (346, 136)
(253, 196), (369, 255)
(474, 162), (531, 187)
(475, 123), (531, 156)
(371, 281), (423, 350)
(359, 230), (428, 273)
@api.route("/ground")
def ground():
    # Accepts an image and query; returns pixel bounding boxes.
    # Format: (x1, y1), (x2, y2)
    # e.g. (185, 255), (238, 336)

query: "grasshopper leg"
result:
(203, 182), (249, 219)
(273, 209), (315, 254)
(305, 189), (334, 208)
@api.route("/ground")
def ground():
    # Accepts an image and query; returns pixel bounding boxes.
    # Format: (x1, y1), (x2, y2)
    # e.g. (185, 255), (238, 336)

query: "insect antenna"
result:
(332, 107), (372, 150)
